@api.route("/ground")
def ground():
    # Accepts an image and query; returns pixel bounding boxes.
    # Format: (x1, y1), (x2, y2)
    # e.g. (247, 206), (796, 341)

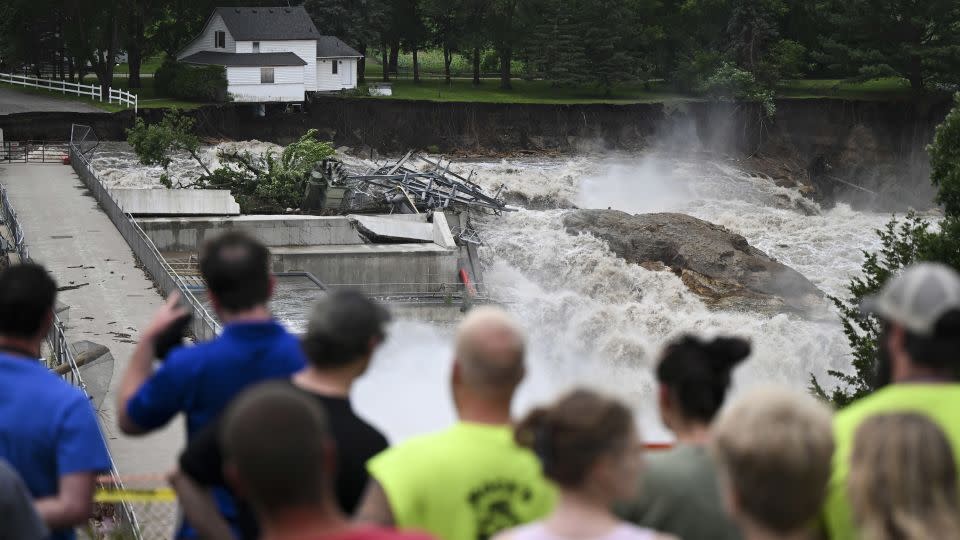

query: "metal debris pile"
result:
(328, 152), (514, 215)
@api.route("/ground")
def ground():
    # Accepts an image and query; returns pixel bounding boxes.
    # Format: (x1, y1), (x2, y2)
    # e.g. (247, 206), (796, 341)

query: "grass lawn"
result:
(0, 81), (127, 112)
(353, 74), (935, 105)
(777, 77), (918, 100)
(357, 77), (697, 104)
(113, 54), (166, 76)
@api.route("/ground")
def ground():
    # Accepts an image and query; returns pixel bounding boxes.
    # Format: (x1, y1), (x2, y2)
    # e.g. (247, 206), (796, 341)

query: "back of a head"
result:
(863, 262), (960, 375)
(220, 381), (331, 516)
(515, 389), (635, 489)
(199, 231), (271, 312)
(657, 335), (751, 423)
(849, 413), (960, 540)
(302, 289), (391, 368)
(710, 385), (833, 535)
(0, 263), (56, 339)
(454, 306), (526, 398)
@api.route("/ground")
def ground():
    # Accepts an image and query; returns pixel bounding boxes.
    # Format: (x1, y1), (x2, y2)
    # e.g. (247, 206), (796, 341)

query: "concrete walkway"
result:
(0, 87), (102, 115)
(0, 162), (182, 477)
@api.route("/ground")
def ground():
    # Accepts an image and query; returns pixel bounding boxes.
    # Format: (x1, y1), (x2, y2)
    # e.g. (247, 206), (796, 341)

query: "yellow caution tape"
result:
(95, 488), (177, 503)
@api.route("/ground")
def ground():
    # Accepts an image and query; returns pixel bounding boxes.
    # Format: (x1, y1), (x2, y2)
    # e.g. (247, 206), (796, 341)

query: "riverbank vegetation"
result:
(1, 0), (957, 108)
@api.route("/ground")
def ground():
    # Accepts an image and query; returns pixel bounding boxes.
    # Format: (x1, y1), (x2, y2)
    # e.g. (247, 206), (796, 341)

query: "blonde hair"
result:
(849, 413), (960, 540)
(710, 385), (834, 534)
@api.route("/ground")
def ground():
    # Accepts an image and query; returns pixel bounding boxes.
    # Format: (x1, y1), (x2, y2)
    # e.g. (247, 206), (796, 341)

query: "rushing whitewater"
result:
(89, 144), (905, 442)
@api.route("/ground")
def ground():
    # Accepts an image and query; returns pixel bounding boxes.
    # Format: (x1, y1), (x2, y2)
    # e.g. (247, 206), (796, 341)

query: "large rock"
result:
(563, 209), (824, 313)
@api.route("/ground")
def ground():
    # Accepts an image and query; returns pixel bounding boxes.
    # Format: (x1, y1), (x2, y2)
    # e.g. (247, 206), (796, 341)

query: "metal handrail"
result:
(69, 125), (220, 341)
(0, 176), (143, 539)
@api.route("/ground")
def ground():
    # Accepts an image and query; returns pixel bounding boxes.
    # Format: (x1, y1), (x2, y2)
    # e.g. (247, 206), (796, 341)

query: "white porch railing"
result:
(0, 72), (137, 113)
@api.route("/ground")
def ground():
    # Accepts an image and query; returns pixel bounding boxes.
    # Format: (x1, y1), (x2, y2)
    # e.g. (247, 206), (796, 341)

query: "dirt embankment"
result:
(1, 95), (951, 206)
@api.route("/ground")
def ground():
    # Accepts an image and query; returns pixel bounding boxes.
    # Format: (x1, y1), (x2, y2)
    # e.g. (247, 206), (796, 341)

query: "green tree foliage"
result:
(197, 130), (335, 212)
(809, 213), (931, 406)
(812, 94), (960, 406)
(127, 116), (335, 213)
(126, 110), (209, 188)
(816, 0), (960, 90)
(699, 61), (776, 115)
(305, 0), (387, 84)
(154, 61), (227, 102)
(520, 0), (656, 92)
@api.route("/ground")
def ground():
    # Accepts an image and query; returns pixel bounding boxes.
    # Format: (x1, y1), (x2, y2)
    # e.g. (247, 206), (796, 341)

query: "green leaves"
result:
(811, 213), (931, 406)
(126, 111), (201, 176)
(929, 94), (960, 216)
(128, 115), (335, 213)
(197, 129), (336, 213)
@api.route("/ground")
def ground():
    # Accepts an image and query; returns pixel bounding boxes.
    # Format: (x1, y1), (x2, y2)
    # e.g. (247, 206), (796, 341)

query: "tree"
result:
(127, 113), (336, 213)
(817, 0), (960, 90)
(809, 213), (931, 406)
(126, 111), (210, 188)
(305, 0), (387, 84)
(488, 0), (526, 90)
(811, 93), (960, 405)
(423, 0), (465, 85)
(521, 0), (589, 86)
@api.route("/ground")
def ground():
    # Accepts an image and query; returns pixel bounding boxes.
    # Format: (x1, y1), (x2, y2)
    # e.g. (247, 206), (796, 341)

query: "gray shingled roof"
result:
(316, 36), (363, 58)
(214, 6), (319, 41)
(180, 51), (307, 67)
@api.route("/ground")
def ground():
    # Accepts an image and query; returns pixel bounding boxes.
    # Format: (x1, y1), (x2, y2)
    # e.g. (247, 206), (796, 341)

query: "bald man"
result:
(356, 307), (555, 540)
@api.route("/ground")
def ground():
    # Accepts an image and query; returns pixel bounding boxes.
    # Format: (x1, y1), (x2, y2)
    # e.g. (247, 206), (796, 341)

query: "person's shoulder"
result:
(368, 427), (455, 471)
(22, 363), (90, 404)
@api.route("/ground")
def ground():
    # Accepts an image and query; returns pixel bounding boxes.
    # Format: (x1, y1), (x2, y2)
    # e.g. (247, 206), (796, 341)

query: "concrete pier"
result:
(0, 163), (183, 476)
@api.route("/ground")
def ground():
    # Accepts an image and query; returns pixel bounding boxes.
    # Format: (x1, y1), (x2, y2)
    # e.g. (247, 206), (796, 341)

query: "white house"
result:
(316, 36), (363, 91)
(176, 6), (362, 102)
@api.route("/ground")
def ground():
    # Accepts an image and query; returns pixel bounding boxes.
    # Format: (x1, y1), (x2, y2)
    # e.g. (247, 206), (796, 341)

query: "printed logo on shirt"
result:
(467, 478), (535, 540)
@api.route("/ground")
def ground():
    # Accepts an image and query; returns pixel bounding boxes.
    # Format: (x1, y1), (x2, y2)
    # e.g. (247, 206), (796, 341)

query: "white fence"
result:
(0, 72), (137, 113)
(108, 87), (138, 113)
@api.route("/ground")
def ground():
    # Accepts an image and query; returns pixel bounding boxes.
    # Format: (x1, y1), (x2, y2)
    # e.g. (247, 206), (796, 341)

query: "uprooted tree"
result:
(126, 110), (335, 213)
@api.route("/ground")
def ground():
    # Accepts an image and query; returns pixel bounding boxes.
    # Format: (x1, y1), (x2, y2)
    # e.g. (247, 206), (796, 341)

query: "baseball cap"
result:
(860, 263), (960, 336)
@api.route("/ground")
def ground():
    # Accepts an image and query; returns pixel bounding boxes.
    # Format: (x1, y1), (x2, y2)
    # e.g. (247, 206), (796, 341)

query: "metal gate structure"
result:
(0, 141), (71, 163)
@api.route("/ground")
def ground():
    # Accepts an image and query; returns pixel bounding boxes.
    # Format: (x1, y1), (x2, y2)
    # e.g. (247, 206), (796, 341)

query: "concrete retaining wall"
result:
(271, 244), (457, 288)
(111, 188), (240, 216)
(137, 215), (363, 251)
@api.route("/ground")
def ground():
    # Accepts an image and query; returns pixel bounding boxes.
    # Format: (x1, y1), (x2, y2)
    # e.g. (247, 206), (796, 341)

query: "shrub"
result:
(154, 60), (227, 102)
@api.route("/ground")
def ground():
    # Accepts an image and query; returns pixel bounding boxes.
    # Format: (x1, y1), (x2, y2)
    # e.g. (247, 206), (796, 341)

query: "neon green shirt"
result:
(823, 383), (960, 540)
(367, 422), (556, 540)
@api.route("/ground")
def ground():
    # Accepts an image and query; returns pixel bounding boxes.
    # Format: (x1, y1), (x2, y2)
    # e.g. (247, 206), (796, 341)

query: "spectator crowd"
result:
(0, 231), (958, 540)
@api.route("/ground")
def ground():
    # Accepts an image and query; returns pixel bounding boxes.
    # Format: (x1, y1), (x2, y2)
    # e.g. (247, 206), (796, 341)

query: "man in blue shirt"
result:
(116, 231), (306, 537)
(0, 263), (112, 540)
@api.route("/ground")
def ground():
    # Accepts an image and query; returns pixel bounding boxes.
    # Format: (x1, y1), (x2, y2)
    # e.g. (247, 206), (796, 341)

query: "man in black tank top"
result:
(172, 290), (392, 539)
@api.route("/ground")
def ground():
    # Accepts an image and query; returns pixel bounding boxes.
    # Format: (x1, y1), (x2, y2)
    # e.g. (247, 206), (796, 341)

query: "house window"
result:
(332, 60), (338, 74)
(260, 67), (274, 84)
(252, 42), (260, 53)
(215, 31), (225, 48)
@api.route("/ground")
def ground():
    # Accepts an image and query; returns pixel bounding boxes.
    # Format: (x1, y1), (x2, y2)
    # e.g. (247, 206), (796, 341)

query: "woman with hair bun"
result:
(495, 389), (675, 540)
(618, 335), (751, 540)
